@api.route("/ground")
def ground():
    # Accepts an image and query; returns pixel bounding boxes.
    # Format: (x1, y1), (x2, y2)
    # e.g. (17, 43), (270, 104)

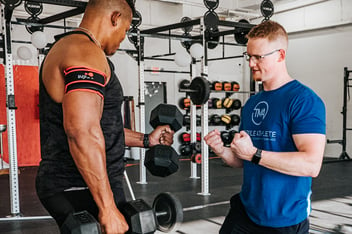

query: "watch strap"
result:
(251, 148), (262, 164)
(143, 134), (150, 148)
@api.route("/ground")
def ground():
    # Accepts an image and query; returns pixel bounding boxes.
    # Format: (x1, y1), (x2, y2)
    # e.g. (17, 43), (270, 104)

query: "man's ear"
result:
(278, 49), (286, 62)
(111, 11), (122, 26)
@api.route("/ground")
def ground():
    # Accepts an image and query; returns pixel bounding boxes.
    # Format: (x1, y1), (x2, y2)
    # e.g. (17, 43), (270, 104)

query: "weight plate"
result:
(131, 10), (142, 28)
(191, 153), (202, 164)
(25, 1), (43, 16)
(128, 27), (138, 44)
(181, 16), (193, 33)
(25, 16), (43, 34)
(204, 10), (219, 32)
(260, 0), (274, 19)
(189, 77), (210, 105)
(153, 192), (183, 233)
(1, 0), (22, 9)
(234, 19), (250, 45)
(203, 0), (219, 10)
(179, 79), (190, 89)
(180, 32), (192, 50)
(206, 29), (220, 49)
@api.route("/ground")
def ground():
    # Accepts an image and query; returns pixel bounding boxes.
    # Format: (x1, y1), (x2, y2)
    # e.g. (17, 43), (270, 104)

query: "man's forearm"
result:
(220, 147), (243, 168)
(124, 128), (145, 147)
(67, 128), (117, 212)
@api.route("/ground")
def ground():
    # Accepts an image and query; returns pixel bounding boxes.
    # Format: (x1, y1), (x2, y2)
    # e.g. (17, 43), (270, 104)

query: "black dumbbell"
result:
(229, 129), (238, 141)
(61, 192), (183, 234)
(145, 104), (183, 177)
(220, 131), (232, 146)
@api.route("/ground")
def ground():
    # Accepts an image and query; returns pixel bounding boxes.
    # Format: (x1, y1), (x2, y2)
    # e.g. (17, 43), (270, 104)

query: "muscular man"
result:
(205, 20), (326, 234)
(35, 1), (174, 233)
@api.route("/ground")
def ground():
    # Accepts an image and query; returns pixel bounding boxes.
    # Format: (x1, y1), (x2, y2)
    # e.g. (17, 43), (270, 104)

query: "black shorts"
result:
(38, 187), (126, 228)
(219, 194), (309, 234)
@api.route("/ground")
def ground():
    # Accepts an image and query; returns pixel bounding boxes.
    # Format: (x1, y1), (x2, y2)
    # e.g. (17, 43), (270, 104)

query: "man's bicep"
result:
(62, 91), (103, 134)
(293, 134), (326, 156)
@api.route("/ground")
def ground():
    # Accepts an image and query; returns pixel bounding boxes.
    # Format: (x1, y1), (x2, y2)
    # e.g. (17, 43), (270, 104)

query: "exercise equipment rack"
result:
(327, 67), (352, 161)
(126, 14), (256, 195)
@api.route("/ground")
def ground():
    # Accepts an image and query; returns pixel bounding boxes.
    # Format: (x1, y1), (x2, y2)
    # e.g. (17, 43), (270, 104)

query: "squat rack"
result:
(129, 16), (255, 195)
(327, 67), (352, 161)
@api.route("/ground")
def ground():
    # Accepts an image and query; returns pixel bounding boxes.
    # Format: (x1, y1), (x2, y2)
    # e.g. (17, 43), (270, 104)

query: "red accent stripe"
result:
(66, 89), (104, 100)
(64, 80), (106, 92)
(64, 66), (107, 84)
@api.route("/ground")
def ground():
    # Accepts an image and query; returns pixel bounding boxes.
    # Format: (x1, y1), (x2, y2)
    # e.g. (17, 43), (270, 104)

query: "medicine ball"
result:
(232, 99), (242, 110)
(231, 114), (241, 126)
(179, 97), (191, 109)
(232, 81), (240, 91)
(221, 114), (231, 125)
(210, 114), (221, 125)
(212, 81), (223, 91)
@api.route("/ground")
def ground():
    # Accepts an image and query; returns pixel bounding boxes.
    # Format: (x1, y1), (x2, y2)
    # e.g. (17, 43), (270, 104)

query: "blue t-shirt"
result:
(239, 80), (326, 227)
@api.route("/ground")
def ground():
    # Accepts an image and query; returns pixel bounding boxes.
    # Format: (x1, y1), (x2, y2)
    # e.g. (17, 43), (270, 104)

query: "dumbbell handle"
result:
(124, 170), (136, 200)
(156, 211), (167, 217)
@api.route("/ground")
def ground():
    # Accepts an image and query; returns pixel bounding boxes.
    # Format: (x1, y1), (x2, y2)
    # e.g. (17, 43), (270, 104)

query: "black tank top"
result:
(36, 31), (125, 198)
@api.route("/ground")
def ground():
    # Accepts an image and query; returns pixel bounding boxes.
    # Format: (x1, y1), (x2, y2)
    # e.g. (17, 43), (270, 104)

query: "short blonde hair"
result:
(247, 20), (288, 48)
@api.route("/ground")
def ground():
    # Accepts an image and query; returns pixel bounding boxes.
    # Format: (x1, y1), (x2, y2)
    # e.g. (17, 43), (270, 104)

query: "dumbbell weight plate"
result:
(24, 1), (43, 16)
(204, 10), (219, 32)
(25, 16), (44, 34)
(191, 153), (202, 164)
(0, 0), (22, 10)
(189, 77), (210, 105)
(145, 145), (179, 177)
(179, 79), (191, 89)
(206, 28), (220, 49)
(131, 10), (142, 28)
(181, 32), (192, 50)
(153, 192), (183, 233)
(60, 211), (102, 234)
(181, 16), (193, 33)
(234, 19), (250, 45)
(203, 0), (219, 10)
(149, 104), (183, 132)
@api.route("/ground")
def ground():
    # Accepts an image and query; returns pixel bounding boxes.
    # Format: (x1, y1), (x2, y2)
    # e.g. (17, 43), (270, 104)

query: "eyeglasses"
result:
(243, 49), (281, 63)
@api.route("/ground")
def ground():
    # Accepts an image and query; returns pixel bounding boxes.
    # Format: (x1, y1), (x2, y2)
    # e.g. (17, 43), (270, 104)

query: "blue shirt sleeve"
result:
(290, 90), (326, 135)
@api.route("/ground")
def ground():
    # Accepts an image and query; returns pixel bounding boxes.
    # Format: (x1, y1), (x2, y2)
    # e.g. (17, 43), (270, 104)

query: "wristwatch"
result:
(143, 134), (150, 148)
(251, 148), (262, 164)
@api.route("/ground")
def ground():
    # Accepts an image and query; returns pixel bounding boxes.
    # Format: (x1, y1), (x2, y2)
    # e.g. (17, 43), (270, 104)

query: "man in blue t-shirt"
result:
(204, 20), (326, 234)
